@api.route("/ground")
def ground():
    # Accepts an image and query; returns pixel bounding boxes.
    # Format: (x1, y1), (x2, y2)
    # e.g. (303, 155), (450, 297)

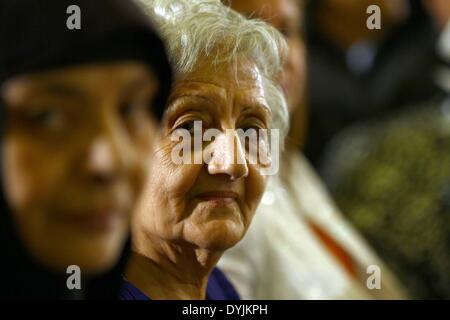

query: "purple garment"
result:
(119, 267), (240, 300)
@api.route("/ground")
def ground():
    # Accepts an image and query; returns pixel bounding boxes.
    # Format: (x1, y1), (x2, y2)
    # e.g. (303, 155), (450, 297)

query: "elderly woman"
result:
(120, 0), (288, 300)
(0, 0), (171, 299)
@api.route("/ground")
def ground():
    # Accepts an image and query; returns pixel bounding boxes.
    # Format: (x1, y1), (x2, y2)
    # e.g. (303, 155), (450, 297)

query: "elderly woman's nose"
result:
(207, 131), (249, 180)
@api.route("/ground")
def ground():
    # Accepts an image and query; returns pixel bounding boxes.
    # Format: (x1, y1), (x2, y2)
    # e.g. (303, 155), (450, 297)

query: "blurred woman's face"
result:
(424, 0), (450, 29)
(1, 62), (158, 274)
(133, 59), (269, 251)
(229, 0), (306, 113)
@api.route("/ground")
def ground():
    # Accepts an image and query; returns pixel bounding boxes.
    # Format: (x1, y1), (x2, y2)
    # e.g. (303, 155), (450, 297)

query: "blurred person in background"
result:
(320, 0), (450, 299)
(218, 0), (406, 299)
(0, 0), (172, 299)
(304, 0), (439, 167)
(120, 0), (288, 300)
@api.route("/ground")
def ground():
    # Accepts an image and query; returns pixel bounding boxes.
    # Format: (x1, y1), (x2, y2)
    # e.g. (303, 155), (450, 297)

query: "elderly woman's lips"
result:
(195, 191), (239, 203)
(197, 191), (238, 200)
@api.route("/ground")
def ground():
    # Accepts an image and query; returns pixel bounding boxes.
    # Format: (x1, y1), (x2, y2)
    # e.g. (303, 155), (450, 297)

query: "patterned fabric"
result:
(322, 97), (450, 299)
(119, 267), (240, 300)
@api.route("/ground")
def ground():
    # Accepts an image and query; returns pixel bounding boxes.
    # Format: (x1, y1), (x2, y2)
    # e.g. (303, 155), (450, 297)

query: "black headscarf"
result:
(0, 0), (172, 299)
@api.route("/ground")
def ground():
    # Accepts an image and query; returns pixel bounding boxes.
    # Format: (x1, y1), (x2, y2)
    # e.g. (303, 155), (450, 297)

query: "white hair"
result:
(138, 0), (289, 139)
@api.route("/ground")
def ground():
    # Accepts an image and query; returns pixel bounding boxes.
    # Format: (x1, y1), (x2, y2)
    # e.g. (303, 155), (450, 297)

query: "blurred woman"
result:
(120, 0), (288, 300)
(0, 0), (171, 299)
(219, 0), (406, 299)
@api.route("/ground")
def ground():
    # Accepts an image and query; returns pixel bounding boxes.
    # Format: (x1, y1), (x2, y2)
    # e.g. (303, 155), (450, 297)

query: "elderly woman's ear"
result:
(121, 0), (288, 300)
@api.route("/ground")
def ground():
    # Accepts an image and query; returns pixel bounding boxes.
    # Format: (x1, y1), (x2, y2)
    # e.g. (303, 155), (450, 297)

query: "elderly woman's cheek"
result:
(155, 138), (202, 195)
(140, 139), (201, 223)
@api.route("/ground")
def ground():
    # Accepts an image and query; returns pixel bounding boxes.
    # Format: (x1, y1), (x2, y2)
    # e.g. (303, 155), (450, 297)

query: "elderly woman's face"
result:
(135, 59), (269, 251)
(1, 62), (158, 274)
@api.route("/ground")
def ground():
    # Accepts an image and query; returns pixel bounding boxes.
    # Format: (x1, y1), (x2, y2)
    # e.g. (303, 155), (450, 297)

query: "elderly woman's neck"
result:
(125, 238), (223, 300)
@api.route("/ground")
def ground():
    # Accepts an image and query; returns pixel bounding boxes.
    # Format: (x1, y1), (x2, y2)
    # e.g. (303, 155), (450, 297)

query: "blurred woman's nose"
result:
(207, 131), (248, 180)
(82, 115), (132, 184)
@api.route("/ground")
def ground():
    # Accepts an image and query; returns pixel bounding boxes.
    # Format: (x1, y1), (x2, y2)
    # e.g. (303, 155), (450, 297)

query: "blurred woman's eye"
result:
(22, 108), (65, 130)
(280, 28), (290, 38)
(119, 100), (153, 136)
(120, 100), (148, 120)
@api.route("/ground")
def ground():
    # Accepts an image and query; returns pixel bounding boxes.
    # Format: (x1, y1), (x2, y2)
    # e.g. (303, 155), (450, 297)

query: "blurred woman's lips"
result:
(55, 210), (124, 233)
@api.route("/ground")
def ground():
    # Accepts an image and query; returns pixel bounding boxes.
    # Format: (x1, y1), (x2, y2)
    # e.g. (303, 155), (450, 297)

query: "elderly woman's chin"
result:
(184, 205), (249, 251)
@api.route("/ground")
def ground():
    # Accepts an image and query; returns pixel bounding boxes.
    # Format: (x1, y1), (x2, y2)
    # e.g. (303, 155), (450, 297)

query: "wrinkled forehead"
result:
(167, 58), (271, 117)
(177, 58), (264, 92)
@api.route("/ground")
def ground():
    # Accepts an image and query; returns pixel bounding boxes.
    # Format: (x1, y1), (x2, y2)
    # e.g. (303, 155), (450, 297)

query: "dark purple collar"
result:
(119, 267), (240, 300)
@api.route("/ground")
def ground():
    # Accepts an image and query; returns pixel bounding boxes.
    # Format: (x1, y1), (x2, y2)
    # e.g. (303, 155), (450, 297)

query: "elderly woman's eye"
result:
(239, 120), (270, 151)
(241, 125), (262, 132)
(176, 120), (196, 131)
(174, 118), (205, 133)
(240, 118), (268, 133)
